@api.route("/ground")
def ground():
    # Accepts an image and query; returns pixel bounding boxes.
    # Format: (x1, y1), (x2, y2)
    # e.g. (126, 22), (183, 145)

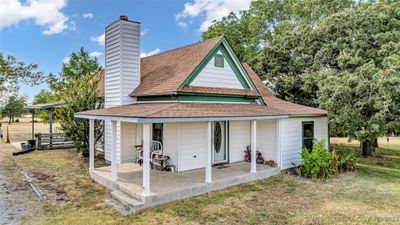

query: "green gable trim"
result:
(137, 94), (257, 103)
(179, 38), (251, 90)
(183, 44), (249, 89)
(214, 54), (224, 68)
(178, 37), (266, 106)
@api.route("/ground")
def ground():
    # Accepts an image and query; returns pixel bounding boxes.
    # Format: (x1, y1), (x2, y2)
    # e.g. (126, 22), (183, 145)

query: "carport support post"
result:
(111, 121), (118, 182)
(49, 109), (53, 134)
(89, 119), (95, 170)
(205, 121), (212, 183)
(251, 120), (257, 173)
(31, 109), (35, 140)
(143, 123), (151, 196)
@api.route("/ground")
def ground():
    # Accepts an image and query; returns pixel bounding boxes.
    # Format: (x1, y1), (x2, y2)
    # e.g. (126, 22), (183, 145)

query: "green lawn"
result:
(4, 142), (400, 225)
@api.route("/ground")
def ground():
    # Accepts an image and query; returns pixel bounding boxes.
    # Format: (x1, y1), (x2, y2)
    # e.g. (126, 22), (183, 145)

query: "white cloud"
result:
(82, 13), (94, 18)
(177, 21), (188, 29)
(0, 0), (71, 35)
(90, 33), (105, 46)
(89, 51), (103, 58)
(140, 48), (161, 58)
(141, 28), (149, 36)
(63, 56), (70, 64)
(176, 0), (251, 32)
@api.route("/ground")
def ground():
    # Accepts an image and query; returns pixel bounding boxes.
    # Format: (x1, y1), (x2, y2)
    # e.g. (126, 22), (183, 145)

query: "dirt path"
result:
(0, 142), (40, 225)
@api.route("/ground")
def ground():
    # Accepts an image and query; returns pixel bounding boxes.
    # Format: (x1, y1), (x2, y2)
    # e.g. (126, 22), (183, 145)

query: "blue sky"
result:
(0, 0), (251, 103)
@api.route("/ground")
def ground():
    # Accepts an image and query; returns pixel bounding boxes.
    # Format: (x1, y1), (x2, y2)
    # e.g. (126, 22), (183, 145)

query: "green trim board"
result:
(221, 37), (259, 93)
(302, 121), (314, 150)
(179, 37), (260, 93)
(137, 94), (257, 103)
(184, 44), (249, 89)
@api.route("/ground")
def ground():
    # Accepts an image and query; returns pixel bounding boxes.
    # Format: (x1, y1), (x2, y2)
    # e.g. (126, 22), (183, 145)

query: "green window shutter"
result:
(214, 54), (224, 68)
(302, 121), (314, 151)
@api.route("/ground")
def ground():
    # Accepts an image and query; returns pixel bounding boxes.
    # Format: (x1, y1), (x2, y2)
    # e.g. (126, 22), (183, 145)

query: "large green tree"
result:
(50, 47), (102, 93)
(52, 48), (103, 156)
(317, 2), (400, 155)
(0, 95), (28, 124)
(203, 0), (400, 155)
(203, 0), (354, 86)
(58, 74), (103, 156)
(0, 53), (44, 102)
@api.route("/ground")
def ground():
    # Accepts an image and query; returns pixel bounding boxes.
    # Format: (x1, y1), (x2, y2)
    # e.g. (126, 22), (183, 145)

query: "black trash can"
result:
(27, 139), (36, 149)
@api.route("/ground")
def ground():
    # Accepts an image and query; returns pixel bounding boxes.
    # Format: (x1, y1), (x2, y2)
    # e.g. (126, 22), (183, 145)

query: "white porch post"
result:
(251, 120), (257, 173)
(205, 121), (212, 183)
(111, 121), (118, 182)
(89, 119), (95, 171)
(142, 123), (151, 196)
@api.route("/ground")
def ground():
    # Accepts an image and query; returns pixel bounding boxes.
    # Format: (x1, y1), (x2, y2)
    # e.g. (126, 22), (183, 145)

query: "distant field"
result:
(331, 137), (400, 148)
(0, 115), (61, 142)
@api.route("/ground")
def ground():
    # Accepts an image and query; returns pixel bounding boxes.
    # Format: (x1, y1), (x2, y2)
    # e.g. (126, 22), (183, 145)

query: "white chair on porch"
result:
(136, 140), (163, 168)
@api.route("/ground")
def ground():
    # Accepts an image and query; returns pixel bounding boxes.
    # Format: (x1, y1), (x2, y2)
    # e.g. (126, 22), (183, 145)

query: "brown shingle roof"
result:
(76, 102), (286, 118)
(90, 37), (326, 118)
(242, 63), (327, 115)
(179, 86), (259, 97)
(131, 36), (222, 96)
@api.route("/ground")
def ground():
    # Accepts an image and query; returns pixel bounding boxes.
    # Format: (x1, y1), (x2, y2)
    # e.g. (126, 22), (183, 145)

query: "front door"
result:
(212, 121), (228, 164)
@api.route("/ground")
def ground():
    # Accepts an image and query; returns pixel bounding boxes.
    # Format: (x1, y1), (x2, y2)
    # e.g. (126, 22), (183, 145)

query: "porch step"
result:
(111, 190), (145, 211)
(118, 181), (146, 201)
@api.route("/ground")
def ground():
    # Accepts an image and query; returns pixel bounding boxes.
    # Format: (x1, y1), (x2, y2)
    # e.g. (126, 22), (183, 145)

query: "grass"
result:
(4, 138), (400, 225)
(1, 115), (61, 142)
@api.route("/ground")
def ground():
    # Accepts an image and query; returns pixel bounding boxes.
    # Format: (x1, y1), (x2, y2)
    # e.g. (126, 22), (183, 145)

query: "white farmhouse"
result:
(75, 16), (328, 212)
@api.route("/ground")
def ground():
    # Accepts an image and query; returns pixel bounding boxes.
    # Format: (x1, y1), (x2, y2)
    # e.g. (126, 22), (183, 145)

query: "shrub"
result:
(294, 140), (356, 179)
(335, 148), (357, 172)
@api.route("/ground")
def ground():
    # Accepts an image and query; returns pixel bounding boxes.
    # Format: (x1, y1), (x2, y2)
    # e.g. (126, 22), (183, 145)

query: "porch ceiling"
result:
(74, 102), (291, 123)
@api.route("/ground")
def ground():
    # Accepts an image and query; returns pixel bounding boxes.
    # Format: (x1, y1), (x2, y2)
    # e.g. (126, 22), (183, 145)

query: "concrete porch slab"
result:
(90, 162), (281, 212)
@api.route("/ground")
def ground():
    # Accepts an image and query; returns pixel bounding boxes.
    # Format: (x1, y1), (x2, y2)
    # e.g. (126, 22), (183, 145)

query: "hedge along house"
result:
(75, 16), (328, 211)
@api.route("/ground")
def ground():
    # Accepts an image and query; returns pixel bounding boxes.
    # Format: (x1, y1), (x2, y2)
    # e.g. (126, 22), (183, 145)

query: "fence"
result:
(0, 116), (62, 143)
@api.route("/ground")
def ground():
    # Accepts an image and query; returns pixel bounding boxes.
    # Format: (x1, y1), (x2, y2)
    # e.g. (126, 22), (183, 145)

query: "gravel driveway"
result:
(0, 143), (40, 225)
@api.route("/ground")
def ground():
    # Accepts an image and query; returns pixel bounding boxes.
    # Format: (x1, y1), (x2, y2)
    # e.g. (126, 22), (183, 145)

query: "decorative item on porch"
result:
(244, 145), (265, 164)
(256, 151), (264, 164)
(265, 160), (277, 167)
(244, 145), (251, 162)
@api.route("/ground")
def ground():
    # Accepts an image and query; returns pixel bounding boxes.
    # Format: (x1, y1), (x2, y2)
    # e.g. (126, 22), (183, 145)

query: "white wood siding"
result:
(191, 53), (243, 89)
(229, 121), (250, 163)
(120, 122), (137, 163)
(280, 117), (328, 169)
(104, 19), (141, 162)
(178, 122), (208, 171)
(257, 120), (277, 162)
(163, 123), (179, 167)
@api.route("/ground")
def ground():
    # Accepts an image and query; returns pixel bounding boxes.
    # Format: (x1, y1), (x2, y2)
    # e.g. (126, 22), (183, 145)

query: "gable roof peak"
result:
(141, 36), (223, 60)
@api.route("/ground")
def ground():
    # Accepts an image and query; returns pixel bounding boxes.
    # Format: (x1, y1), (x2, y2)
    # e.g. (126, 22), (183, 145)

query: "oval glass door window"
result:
(214, 122), (222, 153)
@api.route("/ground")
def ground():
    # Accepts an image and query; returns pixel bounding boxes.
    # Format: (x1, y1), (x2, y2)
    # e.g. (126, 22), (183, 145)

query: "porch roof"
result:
(74, 102), (326, 123)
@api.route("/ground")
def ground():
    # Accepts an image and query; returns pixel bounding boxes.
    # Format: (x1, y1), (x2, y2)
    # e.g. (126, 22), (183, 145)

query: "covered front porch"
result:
(75, 102), (287, 211)
(90, 161), (280, 211)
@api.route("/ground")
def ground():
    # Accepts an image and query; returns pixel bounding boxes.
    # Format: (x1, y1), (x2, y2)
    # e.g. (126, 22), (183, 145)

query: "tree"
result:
(0, 53), (44, 102)
(203, 0), (355, 99)
(33, 89), (60, 123)
(46, 47), (103, 156)
(0, 95), (28, 124)
(58, 74), (103, 156)
(50, 47), (102, 93)
(203, 0), (400, 155)
(316, 2), (400, 156)
(319, 62), (400, 156)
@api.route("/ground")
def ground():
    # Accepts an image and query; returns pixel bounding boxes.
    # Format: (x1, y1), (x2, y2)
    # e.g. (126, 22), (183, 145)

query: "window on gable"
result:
(214, 54), (224, 68)
(302, 121), (314, 151)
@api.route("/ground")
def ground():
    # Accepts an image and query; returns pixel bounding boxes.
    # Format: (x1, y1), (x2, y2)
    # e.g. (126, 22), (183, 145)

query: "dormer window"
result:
(214, 54), (224, 68)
